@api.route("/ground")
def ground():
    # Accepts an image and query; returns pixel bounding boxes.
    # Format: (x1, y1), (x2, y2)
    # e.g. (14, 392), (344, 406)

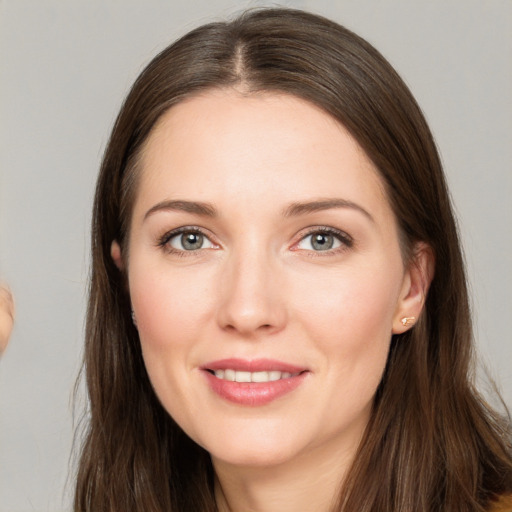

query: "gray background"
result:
(0, 1), (510, 511)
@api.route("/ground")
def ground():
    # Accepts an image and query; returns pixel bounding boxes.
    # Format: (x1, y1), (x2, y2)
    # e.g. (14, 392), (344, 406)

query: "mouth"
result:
(207, 369), (302, 383)
(201, 358), (309, 406)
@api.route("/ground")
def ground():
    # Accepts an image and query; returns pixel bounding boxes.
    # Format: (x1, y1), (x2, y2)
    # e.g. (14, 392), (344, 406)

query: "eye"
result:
(296, 229), (352, 252)
(162, 228), (215, 252)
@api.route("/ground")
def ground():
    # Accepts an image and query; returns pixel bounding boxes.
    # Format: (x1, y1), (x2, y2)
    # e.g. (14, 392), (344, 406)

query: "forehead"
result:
(134, 89), (390, 219)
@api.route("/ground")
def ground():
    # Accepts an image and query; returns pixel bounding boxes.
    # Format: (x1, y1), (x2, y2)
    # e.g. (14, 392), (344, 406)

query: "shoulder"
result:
(488, 495), (512, 512)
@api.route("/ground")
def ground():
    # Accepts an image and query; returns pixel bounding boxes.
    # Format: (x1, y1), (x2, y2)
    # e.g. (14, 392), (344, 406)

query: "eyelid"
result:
(157, 226), (219, 253)
(291, 226), (353, 253)
(156, 225), (352, 255)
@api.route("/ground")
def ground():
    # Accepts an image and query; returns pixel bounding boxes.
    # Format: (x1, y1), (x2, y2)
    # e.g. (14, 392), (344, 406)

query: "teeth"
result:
(269, 371), (282, 381)
(212, 369), (299, 382)
(236, 371), (251, 382)
(252, 371), (271, 382)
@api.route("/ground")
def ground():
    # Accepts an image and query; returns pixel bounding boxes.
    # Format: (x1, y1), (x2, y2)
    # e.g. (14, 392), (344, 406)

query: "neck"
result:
(213, 438), (357, 512)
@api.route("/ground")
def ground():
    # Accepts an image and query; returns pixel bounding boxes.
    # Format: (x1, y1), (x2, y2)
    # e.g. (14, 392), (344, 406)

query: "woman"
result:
(74, 8), (512, 511)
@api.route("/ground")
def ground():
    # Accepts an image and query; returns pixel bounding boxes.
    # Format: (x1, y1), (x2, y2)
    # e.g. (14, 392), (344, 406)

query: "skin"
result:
(0, 286), (14, 354)
(112, 89), (432, 512)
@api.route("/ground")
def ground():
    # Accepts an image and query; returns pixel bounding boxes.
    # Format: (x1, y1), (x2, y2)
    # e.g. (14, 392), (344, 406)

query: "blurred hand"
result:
(0, 286), (14, 354)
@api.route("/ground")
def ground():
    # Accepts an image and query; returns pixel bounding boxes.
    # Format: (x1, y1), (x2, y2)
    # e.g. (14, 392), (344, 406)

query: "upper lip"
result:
(201, 358), (307, 374)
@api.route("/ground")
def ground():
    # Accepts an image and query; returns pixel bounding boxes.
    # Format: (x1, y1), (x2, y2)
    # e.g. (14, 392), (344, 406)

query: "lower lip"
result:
(203, 371), (308, 406)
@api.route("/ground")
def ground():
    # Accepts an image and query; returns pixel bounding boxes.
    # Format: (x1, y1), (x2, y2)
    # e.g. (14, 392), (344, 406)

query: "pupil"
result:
(182, 232), (203, 250)
(312, 233), (333, 251)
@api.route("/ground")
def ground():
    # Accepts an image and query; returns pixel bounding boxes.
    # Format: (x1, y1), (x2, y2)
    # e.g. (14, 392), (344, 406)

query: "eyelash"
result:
(157, 226), (215, 256)
(157, 226), (353, 256)
(293, 226), (353, 256)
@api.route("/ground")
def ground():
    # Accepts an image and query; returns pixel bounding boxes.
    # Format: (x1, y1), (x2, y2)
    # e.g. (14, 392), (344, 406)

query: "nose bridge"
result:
(217, 236), (286, 336)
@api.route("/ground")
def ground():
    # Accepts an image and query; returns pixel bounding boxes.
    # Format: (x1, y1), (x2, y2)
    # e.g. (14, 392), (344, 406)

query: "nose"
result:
(216, 247), (287, 337)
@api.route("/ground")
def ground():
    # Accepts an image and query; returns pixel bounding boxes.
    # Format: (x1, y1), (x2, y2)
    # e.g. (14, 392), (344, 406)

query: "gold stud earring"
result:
(401, 316), (416, 327)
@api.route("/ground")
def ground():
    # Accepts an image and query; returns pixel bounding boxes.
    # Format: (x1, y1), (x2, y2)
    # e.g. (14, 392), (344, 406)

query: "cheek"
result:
(292, 260), (402, 382)
(295, 261), (401, 335)
(127, 259), (217, 416)
(129, 262), (216, 349)
(127, 262), (214, 426)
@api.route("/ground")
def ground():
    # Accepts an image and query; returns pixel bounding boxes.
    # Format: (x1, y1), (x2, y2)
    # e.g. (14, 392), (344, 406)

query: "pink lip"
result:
(202, 358), (306, 373)
(201, 358), (309, 406)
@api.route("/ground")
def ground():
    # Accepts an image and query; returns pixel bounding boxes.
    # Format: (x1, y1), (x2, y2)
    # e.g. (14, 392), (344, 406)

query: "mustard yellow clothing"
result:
(489, 495), (512, 512)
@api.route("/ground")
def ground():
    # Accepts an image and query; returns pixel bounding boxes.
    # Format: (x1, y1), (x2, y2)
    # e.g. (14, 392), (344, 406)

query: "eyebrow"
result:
(144, 200), (217, 221)
(143, 197), (374, 222)
(283, 198), (374, 222)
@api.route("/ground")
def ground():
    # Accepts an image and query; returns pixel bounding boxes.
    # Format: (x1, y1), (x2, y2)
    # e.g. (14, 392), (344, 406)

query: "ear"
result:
(111, 240), (125, 270)
(392, 242), (435, 334)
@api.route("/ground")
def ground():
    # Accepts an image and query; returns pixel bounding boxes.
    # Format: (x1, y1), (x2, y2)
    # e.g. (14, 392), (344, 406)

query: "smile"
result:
(202, 358), (309, 406)
(211, 369), (300, 382)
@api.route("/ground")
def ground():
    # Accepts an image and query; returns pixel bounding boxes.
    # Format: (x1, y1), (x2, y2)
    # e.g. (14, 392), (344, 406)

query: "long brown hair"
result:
(75, 8), (512, 511)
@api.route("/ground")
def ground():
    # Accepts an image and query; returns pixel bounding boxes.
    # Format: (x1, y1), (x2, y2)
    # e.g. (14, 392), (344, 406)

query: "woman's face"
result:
(117, 90), (423, 470)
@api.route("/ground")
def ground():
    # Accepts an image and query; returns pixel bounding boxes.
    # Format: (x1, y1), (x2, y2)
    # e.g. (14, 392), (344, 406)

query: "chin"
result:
(210, 444), (299, 469)
(193, 425), (303, 469)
